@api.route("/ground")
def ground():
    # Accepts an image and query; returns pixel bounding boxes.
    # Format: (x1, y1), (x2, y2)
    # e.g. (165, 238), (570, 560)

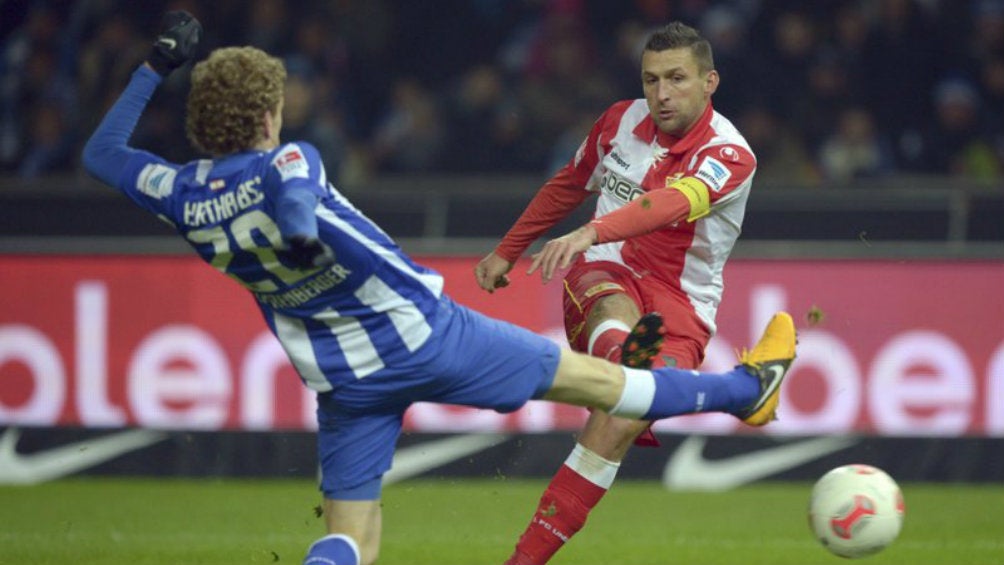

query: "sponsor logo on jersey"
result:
(136, 164), (177, 199)
(719, 146), (740, 162)
(274, 146), (309, 180)
(608, 151), (631, 170)
(695, 156), (731, 192)
(600, 171), (644, 203)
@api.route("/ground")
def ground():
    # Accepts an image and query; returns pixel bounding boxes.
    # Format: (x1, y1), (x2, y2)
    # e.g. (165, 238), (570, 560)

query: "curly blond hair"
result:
(186, 47), (286, 156)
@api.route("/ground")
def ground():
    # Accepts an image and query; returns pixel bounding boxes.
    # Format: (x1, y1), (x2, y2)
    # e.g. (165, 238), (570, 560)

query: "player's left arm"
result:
(589, 143), (756, 243)
(82, 66), (187, 221)
(267, 143), (336, 269)
(82, 11), (201, 217)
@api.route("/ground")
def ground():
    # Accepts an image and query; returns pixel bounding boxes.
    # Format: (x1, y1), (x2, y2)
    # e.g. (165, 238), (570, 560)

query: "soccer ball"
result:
(808, 464), (905, 558)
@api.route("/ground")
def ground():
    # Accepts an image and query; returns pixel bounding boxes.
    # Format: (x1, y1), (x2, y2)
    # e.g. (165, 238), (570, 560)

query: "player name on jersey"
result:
(183, 176), (264, 227)
(254, 264), (353, 309)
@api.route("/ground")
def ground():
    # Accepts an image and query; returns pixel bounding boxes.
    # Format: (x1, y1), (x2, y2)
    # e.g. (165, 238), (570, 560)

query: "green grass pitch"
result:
(1, 478), (1002, 564)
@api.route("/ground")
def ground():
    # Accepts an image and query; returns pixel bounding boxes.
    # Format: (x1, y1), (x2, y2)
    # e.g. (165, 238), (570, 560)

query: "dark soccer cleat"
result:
(734, 311), (797, 426)
(621, 312), (666, 369)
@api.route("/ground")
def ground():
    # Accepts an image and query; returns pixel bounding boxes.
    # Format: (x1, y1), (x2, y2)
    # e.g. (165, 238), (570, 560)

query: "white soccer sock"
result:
(609, 366), (656, 419)
(587, 319), (632, 357)
(564, 443), (621, 489)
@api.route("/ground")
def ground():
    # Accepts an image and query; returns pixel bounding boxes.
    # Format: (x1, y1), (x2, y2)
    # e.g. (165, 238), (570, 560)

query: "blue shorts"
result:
(315, 297), (560, 500)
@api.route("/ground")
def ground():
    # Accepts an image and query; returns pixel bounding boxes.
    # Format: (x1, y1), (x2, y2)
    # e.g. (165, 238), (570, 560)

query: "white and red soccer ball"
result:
(808, 464), (905, 558)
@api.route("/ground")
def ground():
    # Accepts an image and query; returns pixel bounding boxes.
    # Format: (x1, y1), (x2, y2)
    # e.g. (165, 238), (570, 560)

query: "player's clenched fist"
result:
(474, 252), (513, 293)
(281, 235), (337, 270)
(148, 10), (203, 77)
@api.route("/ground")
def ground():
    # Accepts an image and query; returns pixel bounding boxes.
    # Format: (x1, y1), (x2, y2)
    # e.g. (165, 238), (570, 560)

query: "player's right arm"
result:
(474, 167), (593, 291)
(475, 106), (616, 292)
(265, 142), (336, 270)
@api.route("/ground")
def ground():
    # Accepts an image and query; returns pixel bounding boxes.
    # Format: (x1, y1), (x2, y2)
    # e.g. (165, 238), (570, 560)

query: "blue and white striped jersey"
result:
(116, 143), (445, 392)
(83, 66), (446, 392)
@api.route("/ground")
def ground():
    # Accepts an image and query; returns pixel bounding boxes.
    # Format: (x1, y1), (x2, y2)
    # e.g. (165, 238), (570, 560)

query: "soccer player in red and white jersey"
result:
(476, 22), (766, 565)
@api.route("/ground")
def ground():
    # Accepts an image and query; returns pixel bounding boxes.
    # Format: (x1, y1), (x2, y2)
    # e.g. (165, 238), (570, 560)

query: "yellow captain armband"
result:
(668, 177), (711, 222)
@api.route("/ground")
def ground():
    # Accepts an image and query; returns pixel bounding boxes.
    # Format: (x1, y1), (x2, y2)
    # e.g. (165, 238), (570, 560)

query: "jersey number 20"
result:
(186, 209), (317, 292)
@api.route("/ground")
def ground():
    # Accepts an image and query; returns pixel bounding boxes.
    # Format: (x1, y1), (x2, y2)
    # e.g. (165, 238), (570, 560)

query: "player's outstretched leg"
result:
(611, 312), (796, 422)
(733, 311), (797, 425)
(613, 312), (664, 448)
(303, 534), (360, 565)
(503, 314), (665, 565)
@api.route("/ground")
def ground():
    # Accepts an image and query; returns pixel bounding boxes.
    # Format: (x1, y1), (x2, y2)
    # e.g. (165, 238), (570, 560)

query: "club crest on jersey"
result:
(719, 146), (740, 162)
(209, 179), (226, 191)
(274, 145), (309, 180)
(136, 163), (176, 199)
(695, 156), (731, 192)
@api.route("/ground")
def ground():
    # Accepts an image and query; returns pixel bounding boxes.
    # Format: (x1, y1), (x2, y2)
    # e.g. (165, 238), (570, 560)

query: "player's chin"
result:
(655, 118), (679, 135)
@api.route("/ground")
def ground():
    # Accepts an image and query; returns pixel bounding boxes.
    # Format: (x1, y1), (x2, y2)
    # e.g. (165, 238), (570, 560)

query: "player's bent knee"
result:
(586, 293), (641, 326)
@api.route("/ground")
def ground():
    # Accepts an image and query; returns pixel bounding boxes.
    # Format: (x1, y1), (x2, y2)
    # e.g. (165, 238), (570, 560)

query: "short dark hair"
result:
(644, 22), (715, 73)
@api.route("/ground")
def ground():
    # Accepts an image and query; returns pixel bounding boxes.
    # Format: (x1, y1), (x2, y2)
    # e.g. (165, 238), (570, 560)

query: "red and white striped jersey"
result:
(569, 99), (756, 334)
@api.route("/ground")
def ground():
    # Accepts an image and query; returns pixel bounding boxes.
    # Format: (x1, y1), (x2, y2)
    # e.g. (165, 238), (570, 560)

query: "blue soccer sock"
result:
(610, 366), (759, 420)
(303, 534), (360, 565)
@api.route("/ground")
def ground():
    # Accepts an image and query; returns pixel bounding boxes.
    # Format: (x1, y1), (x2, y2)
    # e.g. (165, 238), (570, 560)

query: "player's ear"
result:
(262, 109), (276, 143)
(262, 100), (283, 146)
(704, 70), (720, 96)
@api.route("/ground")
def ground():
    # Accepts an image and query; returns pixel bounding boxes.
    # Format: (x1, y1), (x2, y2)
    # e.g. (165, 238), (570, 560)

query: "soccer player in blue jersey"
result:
(82, 13), (796, 565)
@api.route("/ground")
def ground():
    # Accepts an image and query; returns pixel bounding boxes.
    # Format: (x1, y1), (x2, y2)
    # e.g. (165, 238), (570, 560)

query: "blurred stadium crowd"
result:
(2, 0), (1003, 187)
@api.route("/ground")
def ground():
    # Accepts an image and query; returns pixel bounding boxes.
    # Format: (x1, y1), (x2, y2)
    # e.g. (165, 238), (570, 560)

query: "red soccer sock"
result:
(505, 458), (612, 565)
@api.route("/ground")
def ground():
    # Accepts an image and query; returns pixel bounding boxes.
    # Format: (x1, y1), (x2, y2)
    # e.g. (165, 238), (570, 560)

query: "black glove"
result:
(148, 10), (202, 77)
(282, 235), (336, 270)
